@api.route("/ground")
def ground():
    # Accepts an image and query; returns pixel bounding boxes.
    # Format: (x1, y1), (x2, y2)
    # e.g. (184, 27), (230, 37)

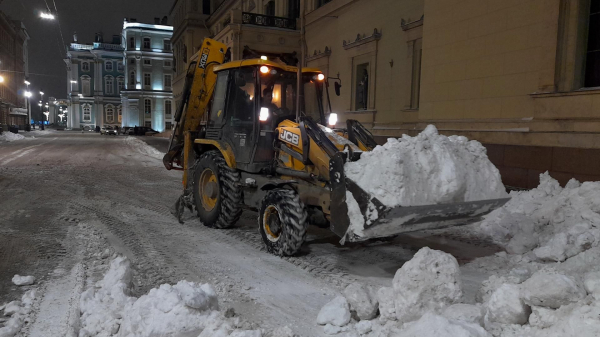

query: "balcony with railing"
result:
(241, 12), (297, 30)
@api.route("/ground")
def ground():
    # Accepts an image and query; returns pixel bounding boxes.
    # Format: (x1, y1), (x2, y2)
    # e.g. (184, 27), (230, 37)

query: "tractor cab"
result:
(203, 59), (330, 173)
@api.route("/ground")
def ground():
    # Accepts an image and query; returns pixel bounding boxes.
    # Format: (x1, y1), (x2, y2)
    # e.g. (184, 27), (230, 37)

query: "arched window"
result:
(82, 104), (91, 121)
(106, 105), (114, 123)
(105, 76), (114, 95)
(129, 71), (135, 87)
(144, 98), (152, 114)
(81, 76), (91, 96)
(81, 61), (90, 72)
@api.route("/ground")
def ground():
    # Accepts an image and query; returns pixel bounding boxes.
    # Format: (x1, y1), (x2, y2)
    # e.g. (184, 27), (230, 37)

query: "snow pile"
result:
(344, 125), (507, 208)
(0, 289), (37, 337)
(317, 248), (482, 336)
(11, 275), (35, 286)
(478, 172), (600, 261)
(80, 255), (286, 337)
(0, 132), (25, 142)
(124, 137), (163, 160)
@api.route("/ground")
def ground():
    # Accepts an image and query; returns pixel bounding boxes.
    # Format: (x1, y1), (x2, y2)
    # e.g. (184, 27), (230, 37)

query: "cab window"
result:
(209, 70), (229, 128)
(227, 67), (256, 126)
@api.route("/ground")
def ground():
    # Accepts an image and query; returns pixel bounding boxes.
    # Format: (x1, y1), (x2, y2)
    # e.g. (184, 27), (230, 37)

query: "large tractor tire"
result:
(258, 189), (308, 256)
(193, 150), (242, 229)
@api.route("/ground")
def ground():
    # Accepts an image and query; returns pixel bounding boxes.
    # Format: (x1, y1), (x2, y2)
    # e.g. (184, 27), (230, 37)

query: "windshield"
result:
(260, 71), (324, 123)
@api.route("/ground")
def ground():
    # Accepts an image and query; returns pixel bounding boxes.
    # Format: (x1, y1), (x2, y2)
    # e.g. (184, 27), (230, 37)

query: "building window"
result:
(106, 105), (114, 123)
(164, 74), (172, 89)
(166, 122), (172, 130)
(355, 63), (369, 110)
(165, 100), (172, 115)
(129, 71), (136, 86)
(81, 76), (91, 96)
(144, 121), (151, 127)
(316, 0), (332, 8)
(144, 73), (151, 88)
(105, 76), (114, 95)
(117, 76), (124, 93)
(163, 39), (171, 51)
(143, 37), (151, 49)
(129, 37), (135, 49)
(143, 59), (152, 66)
(118, 105), (122, 123)
(410, 39), (422, 109)
(288, 0), (299, 18)
(117, 62), (124, 72)
(586, 2), (600, 87)
(144, 98), (152, 114)
(81, 61), (90, 72)
(164, 60), (172, 68)
(265, 1), (275, 16)
(105, 61), (113, 72)
(129, 58), (135, 64)
(83, 104), (91, 121)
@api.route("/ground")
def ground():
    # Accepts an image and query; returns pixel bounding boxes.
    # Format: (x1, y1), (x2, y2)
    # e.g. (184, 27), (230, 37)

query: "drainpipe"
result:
(295, 0), (305, 122)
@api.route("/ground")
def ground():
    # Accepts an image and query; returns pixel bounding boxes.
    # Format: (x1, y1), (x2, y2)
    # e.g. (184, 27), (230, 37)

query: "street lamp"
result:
(24, 90), (32, 130)
(24, 80), (30, 86)
(0, 75), (4, 83)
(40, 12), (55, 20)
(24, 91), (32, 98)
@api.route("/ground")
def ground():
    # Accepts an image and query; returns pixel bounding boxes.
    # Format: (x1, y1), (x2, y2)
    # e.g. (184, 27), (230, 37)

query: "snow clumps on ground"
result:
(79, 255), (289, 337)
(124, 136), (164, 160)
(11, 275), (35, 286)
(0, 289), (37, 337)
(344, 125), (507, 208)
(0, 132), (25, 142)
(317, 247), (491, 336)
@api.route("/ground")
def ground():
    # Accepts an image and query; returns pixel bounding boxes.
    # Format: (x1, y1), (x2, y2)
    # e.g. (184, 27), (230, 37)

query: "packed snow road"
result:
(0, 131), (501, 336)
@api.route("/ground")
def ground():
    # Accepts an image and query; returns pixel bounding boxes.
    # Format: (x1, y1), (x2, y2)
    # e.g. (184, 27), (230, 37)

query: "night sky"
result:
(0, 0), (172, 118)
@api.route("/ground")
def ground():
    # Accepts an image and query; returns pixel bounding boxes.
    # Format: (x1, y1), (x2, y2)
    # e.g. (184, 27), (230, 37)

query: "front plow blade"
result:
(329, 153), (510, 243)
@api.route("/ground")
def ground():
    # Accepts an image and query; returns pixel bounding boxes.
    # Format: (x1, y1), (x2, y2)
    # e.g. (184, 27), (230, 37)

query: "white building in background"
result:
(64, 34), (124, 130)
(121, 18), (174, 132)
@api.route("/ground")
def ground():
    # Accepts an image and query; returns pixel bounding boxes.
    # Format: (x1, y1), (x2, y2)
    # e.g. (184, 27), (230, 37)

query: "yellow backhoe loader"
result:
(163, 39), (509, 256)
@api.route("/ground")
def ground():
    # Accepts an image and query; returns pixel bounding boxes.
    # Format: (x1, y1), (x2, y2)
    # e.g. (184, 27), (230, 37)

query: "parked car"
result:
(128, 126), (158, 136)
(100, 126), (115, 135)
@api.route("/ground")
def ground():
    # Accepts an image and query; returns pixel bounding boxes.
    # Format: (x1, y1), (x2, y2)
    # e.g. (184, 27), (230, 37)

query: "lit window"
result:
(83, 104), (91, 121)
(143, 37), (151, 49)
(144, 73), (151, 87)
(144, 99), (152, 114)
(164, 74), (172, 88)
(118, 105), (122, 123)
(165, 100), (172, 115)
(105, 61), (113, 72)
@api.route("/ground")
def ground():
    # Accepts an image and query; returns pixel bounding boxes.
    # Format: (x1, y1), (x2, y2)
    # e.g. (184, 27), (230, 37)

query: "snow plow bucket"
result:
(329, 153), (510, 243)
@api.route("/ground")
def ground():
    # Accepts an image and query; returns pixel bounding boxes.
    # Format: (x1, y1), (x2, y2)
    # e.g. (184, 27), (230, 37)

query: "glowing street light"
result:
(40, 91), (44, 96)
(24, 80), (30, 86)
(0, 75), (4, 83)
(24, 91), (32, 98)
(70, 80), (77, 84)
(40, 12), (55, 20)
(38, 102), (42, 107)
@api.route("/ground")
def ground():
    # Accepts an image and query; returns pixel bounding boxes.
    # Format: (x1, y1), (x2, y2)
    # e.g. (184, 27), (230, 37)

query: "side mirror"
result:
(334, 82), (341, 96)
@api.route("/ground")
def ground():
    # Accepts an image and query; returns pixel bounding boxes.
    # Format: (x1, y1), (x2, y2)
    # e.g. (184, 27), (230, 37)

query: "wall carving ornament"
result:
(343, 28), (382, 50)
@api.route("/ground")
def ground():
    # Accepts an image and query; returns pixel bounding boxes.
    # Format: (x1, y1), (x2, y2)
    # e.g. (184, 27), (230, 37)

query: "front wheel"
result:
(193, 150), (242, 229)
(258, 189), (308, 256)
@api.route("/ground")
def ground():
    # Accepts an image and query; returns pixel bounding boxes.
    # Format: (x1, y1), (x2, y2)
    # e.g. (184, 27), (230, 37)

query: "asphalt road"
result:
(0, 131), (501, 336)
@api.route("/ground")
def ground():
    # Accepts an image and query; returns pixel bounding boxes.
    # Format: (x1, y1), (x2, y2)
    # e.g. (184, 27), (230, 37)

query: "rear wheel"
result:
(259, 189), (308, 256)
(193, 150), (242, 228)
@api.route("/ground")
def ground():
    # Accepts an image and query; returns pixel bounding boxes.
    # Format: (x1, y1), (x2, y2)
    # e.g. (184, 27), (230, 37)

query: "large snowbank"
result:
(124, 137), (163, 160)
(0, 132), (25, 142)
(80, 255), (288, 337)
(344, 125), (507, 208)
